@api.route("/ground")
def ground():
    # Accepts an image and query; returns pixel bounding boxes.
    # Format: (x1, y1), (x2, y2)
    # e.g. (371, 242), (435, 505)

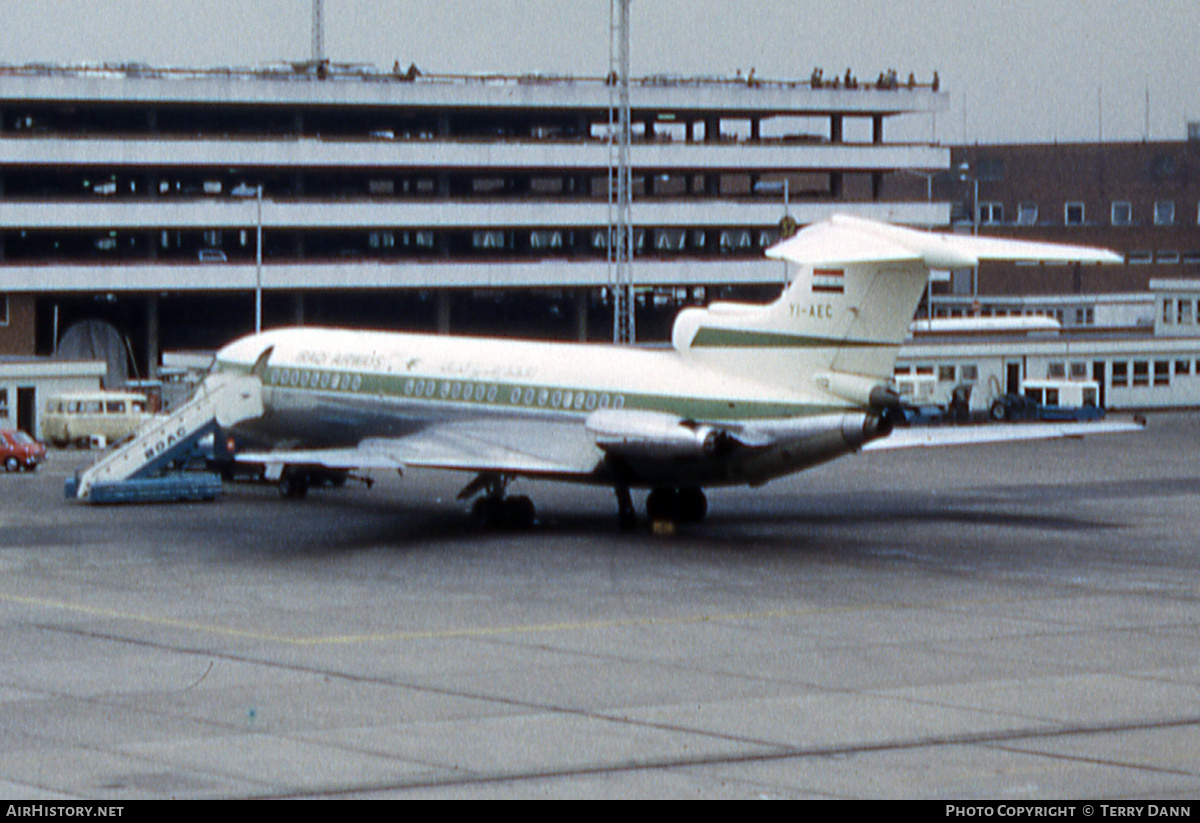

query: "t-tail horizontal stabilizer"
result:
(765, 214), (1124, 268)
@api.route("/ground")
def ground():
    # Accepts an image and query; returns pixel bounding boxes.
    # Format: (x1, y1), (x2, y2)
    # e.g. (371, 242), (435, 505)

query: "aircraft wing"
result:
(863, 419), (1144, 451)
(238, 417), (605, 478)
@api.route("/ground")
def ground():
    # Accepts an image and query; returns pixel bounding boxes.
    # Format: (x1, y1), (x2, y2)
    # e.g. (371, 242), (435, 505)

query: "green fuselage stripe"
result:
(690, 327), (893, 349)
(218, 359), (852, 422)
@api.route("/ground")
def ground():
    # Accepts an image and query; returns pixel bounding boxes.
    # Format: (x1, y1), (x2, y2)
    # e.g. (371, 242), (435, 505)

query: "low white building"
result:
(0, 357), (106, 439)
(897, 279), (1200, 412)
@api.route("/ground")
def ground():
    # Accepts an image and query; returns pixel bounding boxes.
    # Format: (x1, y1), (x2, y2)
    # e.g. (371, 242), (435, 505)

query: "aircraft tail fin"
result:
(672, 215), (1121, 408)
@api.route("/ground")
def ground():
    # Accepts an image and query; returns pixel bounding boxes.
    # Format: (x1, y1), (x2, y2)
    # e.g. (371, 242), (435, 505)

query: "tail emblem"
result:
(812, 269), (845, 294)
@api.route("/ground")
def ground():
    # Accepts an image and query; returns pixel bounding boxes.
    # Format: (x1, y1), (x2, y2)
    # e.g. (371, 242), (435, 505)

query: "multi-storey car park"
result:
(0, 61), (949, 376)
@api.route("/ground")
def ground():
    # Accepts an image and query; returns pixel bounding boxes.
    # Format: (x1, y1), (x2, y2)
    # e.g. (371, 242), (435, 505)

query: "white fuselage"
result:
(213, 326), (876, 488)
(202, 216), (1126, 497)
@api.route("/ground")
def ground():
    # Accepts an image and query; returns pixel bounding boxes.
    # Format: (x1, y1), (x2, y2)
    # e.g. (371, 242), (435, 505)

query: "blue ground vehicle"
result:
(898, 383), (972, 426)
(988, 380), (1104, 422)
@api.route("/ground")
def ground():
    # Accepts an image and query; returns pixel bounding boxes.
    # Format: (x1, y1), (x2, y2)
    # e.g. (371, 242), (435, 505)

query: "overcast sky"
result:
(2, 0), (1197, 145)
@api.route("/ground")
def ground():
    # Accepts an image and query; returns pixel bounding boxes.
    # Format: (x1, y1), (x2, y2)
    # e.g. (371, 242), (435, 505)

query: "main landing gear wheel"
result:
(646, 486), (707, 525)
(645, 487), (677, 522)
(278, 468), (310, 499)
(462, 473), (536, 530)
(471, 494), (536, 530)
(504, 495), (536, 530)
(676, 487), (708, 523)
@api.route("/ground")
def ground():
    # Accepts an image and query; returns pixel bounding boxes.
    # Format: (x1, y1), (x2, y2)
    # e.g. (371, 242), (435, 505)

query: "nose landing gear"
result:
(470, 493), (536, 530)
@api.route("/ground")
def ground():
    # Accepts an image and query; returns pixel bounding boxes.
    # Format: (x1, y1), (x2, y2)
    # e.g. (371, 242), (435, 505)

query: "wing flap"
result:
(238, 417), (604, 478)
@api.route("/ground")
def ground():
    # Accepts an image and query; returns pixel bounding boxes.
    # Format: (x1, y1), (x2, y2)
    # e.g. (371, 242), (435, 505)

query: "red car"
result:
(1, 429), (46, 472)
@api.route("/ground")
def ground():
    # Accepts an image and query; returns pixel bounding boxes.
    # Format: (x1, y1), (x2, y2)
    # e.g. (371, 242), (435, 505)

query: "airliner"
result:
(212, 215), (1131, 529)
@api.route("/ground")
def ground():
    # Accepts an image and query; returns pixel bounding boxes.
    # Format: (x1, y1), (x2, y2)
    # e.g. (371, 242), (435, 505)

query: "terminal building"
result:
(0, 61), (948, 377)
(887, 139), (1200, 413)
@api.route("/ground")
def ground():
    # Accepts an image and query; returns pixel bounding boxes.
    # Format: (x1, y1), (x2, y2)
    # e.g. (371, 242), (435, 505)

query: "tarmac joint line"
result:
(1, 589), (1063, 646)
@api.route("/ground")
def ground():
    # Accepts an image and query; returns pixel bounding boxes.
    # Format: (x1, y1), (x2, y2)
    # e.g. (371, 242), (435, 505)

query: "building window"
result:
(368, 231), (395, 249)
(651, 229), (682, 252)
(960, 364), (978, 382)
(1047, 362), (1066, 379)
(979, 202), (1004, 224)
(1128, 251), (1153, 265)
(1111, 201), (1133, 226)
(1155, 201), (1176, 226)
(531, 230), (564, 249)
(1112, 362), (1128, 387)
(1154, 361), (1171, 386)
(1132, 361), (1150, 386)
(1070, 362), (1088, 379)
(472, 231), (505, 250)
(719, 230), (753, 252)
(1065, 202), (1086, 225)
(1176, 360), (1192, 376)
(938, 365), (956, 382)
(1179, 300), (1194, 325)
(1163, 299), (1174, 324)
(757, 229), (781, 248)
(0, 295), (8, 327)
(977, 157), (1004, 181)
(1158, 251), (1180, 264)
(1016, 203), (1038, 226)
(0, 389), (6, 419)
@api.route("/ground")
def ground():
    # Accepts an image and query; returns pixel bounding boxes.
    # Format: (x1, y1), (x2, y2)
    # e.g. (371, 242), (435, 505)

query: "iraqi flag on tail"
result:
(812, 268), (844, 293)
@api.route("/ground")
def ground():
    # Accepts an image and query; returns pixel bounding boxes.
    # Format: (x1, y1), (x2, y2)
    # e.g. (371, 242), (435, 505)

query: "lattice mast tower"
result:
(608, 0), (635, 344)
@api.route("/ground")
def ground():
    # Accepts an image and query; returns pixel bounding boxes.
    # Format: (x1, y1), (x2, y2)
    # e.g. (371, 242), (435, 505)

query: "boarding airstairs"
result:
(66, 372), (264, 503)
